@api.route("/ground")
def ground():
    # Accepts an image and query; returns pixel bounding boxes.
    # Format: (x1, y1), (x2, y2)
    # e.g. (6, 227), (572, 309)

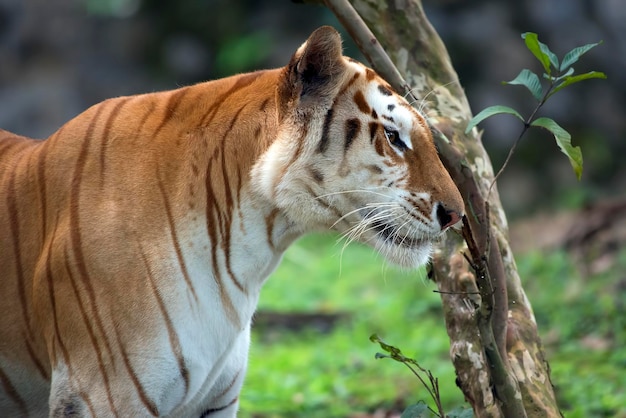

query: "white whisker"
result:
(330, 200), (400, 229)
(315, 188), (392, 201)
(391, 224), (410, 247)
(337, 206), (398, 250)
(403, 86), (421, 100)
(331, 203), (383, 230)
(406, 80), (460, 115)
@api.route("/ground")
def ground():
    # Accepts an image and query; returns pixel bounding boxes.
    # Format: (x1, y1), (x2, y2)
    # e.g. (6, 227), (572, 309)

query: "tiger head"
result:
(253, 26), (464, 268)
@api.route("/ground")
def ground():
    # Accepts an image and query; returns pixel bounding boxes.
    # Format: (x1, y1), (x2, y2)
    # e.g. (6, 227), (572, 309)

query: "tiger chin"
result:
(0, 26), (463, 417)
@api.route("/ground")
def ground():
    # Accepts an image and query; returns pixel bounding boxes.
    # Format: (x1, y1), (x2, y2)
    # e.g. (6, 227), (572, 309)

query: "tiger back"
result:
(0, 27), (463, 417)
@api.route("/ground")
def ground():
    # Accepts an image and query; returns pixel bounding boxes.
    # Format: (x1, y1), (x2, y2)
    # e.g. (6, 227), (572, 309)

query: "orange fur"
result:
(0, 27), (462, 417)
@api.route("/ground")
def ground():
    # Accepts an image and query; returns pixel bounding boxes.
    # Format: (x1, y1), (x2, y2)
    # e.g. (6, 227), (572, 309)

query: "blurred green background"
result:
(1, 0), (624, 416)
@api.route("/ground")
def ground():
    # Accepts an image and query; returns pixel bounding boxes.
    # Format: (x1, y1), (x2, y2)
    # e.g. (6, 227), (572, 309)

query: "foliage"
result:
(214, 32), (273, 76)
(371, 334), (474, 418)
(241, 234), (625, 417)
(242, 233), (462, 417)
(398, 402), (473, 418)
(192, 12), (611, 417)
(466, 33), (606, 181)
(518, 250), (626, 418)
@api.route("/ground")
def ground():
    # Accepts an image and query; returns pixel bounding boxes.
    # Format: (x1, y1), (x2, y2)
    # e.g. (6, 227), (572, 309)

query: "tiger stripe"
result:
(206, 369), (241, 411)
(219, 105), (247, 293)
(264, 208), (280, 250)
(68, 104), (117, 364)
(61, 105), (122, 417)
(36, 141), (49, 244)
(377, 84), (393, 96)
(344, 118), (361, 151)
(318, 107), (334, 153)
(63, 252), (119, 417)
(112, 322), (159, 416)
(353, 90), (371, 114)
(154, 87), (190, 138)
(138, 244), (190, 395)
(6, 170), (30, 336)
(0, 135), (28, 157)
(7, 155), (50, 382)
(317, 71), (364, 155)
(205, 153), (241, 327)
(137, 99), (156, 135)
(0, 367), (27, 415)
(308, 166), (324, 184)
(200, 397), (239, 417)
(157, 174), (199, 303)
(44, 218), (73, 375)
(0, 26), (463, 417)
(198, 71), (265, 129)
(99, 97), (131, 188)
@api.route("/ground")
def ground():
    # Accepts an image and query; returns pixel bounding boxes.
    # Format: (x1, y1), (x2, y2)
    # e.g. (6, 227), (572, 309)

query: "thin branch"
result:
(323, 0), (417, 101)
(433, 290), (481, 295)
(314, 0), (526, 418)
(489, 125), (527, 197)
(488, 77), (559, 197)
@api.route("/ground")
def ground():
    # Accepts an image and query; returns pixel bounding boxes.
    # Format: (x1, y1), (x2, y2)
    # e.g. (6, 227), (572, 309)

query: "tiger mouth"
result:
(371, 220), (426, 249)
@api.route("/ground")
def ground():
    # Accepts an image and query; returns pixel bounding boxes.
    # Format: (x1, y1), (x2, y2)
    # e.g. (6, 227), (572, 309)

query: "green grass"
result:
(518, 251), (626, 418)
(239, 233), (626, 417)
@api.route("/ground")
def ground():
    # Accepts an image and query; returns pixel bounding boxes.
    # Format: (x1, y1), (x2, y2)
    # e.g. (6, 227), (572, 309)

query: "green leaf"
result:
(465, 105), (524, 134)
(560, 41), (603, 72)
(549, 71), (607, 98)
(370, 334), (396, 355)
(505, 69), (543, 101)
(400, 402), (429, 418)
(448, 406), (475, 418)
(538, 40), (559, 70)
(522, 32), (551, 74)
(556, 67), (575, 80)
(531, 117), (583, 179)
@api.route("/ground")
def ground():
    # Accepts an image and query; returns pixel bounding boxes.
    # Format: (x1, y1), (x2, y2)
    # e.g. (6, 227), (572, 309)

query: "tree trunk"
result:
(306, 0), (563, 416)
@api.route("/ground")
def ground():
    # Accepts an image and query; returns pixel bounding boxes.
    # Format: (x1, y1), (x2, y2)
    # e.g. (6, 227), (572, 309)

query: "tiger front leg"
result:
(198, 398), (240, 418)
(47, 356), (185, 417)
(48, 367), (99, 418)
(48, 372), (155, 418)
(194, 364), (246, 418)
(189, 329), (250, 418)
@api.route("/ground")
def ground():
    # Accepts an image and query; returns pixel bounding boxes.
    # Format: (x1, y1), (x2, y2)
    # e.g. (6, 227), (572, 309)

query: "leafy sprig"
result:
(370, 334), (473, 418)
(466, 33), (606, 182)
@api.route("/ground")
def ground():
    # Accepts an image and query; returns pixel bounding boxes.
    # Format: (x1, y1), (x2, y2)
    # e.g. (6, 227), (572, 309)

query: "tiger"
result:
(0, 26), (463, 417)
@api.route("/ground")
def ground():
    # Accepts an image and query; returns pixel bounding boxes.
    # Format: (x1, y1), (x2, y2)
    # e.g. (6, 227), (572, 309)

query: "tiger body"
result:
(0, 27), (463, 417)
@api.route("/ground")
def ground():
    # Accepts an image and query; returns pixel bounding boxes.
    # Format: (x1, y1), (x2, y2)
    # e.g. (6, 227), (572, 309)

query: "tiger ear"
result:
(279, 26), (346, 113)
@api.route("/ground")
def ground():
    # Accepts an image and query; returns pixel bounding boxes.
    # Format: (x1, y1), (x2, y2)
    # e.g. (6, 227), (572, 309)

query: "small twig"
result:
(489, 125), (526, 197)
(402, 363), (443, 417)
(488, 78), (559, 198)
(433, 290), (481, 295)
(318, 1), (526, 415)
(322, 0), (417, 101)
(462, 251), (476, 269)
(372, 335), (446, 417)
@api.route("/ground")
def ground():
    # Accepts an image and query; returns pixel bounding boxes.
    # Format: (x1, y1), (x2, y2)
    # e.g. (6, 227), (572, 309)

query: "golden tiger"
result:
(0, 26), (463, 417)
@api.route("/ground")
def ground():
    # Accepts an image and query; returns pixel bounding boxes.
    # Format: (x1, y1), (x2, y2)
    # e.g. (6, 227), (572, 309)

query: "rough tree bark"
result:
(296, 0), (563, 416)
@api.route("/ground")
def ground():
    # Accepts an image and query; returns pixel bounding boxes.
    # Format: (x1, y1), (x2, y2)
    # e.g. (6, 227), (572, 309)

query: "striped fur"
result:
(0, 27), (463, 417)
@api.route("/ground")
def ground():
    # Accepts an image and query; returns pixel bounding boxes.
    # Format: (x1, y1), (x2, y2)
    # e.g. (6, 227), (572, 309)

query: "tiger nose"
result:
(436, 203), (463, 230)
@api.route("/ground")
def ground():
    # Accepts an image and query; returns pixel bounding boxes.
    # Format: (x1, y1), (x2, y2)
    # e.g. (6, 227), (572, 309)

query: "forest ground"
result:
(242, 198), (626, 418)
